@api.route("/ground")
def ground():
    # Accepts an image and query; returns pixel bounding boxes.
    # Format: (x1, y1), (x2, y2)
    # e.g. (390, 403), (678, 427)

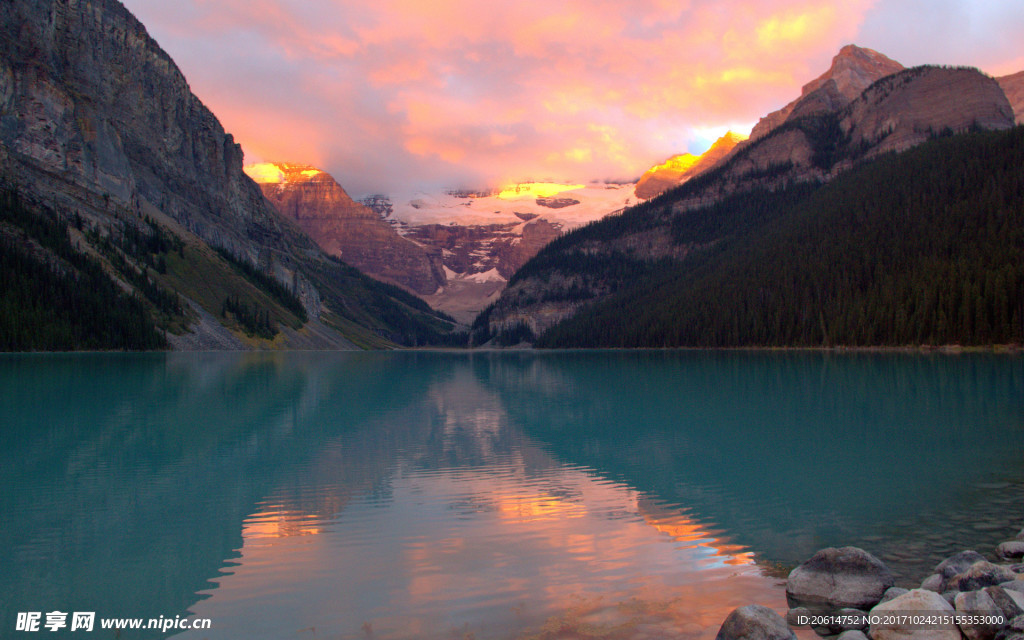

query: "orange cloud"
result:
(122, 0), (1024, 195)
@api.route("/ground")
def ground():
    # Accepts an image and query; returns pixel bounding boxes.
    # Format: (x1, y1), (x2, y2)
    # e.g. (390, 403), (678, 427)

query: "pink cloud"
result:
(121, 0), (1023, 195)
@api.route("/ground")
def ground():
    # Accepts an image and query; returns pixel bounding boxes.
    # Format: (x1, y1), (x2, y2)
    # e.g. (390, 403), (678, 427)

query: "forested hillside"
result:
(535, 126), (1024, 348)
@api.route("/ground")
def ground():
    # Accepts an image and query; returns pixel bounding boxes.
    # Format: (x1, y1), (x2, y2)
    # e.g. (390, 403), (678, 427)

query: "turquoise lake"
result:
(2, 351), (1022, 639)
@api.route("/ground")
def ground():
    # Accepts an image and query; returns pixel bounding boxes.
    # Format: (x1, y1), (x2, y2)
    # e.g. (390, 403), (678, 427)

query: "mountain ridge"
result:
(0, 0), (456, 349)
(476, 46), (1019, 344)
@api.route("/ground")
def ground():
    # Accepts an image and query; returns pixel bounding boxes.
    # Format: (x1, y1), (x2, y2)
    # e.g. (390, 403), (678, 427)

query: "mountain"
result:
(748, 44), (905, 142)
(476, 47), (1018, 345)
(537, 127), (1024, 348)
(634, 131), (746, 200)
(0, 0), (455, 349)
(357, 183), (632, 322)
(247, 162), (443, 296)
(998, 71), (1024, 123)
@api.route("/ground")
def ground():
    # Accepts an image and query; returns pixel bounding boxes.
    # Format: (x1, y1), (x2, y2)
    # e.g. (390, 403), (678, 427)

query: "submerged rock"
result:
(998, 542), (1024, 561)
(869, 589), (959, 640)
(787, 547), (895, 610)
(715, 605), (796, 640)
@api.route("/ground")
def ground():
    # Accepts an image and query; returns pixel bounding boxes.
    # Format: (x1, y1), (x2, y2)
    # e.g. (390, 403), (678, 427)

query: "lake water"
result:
(2, 351), (1022, 639)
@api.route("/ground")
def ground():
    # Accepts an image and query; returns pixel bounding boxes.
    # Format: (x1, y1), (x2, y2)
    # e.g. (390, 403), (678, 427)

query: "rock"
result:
(840, 631), (870, 640)
(715, 605), (796, 640)
(994, 616), (1024, 640)
(869, 589), (959, 640)
(985, 586), (1024, 619)
(882, 588), (910, 604)
(955, 589), (1004, 640)
(936, 551), (988, 583)
(787, 607), (811, 627)
(1013, 566), (1024, 575)
(1003, 582), (1024, 595)
(922, 575), (944, 592)
(1018, 530), (1024, 542)
(941, 591), (959, 606)
(949, 562), (1020, 592)
(998, 543), (1024, 562)
(787, 547), (895, 610)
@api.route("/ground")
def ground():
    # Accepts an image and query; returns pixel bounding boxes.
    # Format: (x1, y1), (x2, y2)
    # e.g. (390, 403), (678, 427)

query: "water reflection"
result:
(1, 351), (1022, 640)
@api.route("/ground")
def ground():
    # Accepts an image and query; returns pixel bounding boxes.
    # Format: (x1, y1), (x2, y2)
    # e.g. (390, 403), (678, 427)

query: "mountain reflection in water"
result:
(1, 351), (1021, 639)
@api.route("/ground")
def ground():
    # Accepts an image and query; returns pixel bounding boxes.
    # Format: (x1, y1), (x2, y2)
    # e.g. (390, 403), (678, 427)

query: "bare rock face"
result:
(635, 131), (746, 200)
(0, 0), (290, 256)
(997, 71), (1024, 124)
(251, 163), (443, 296)
(749, 45), (904, 142)
(841, 67), (1015, 159)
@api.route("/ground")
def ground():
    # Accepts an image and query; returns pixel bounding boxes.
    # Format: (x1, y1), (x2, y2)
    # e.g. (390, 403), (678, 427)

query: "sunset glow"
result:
(496, 182), (587, 200)
(122, 0), (1024, 195)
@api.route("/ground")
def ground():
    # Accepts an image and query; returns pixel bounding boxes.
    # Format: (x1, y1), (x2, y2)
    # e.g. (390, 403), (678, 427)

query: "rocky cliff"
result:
(249, 163), (443, 296)
(748, 45), (904, 142)
(634, 131), (746, 200)
(0, 0), (454, 348)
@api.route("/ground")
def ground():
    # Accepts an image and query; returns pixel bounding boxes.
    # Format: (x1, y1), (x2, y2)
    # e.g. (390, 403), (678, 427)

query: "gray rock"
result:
(1017, 529), (1024, 542)
(1002, 582), (1024, 595)
(786, 607), (811, 627)
(985, 586), (1024, 619)
(868, 589), (959, 640)
(955, 589), (1004, 640)
(949, 562), (1020, 592)
(941, 591), (959, 606)
(921, 574), (944, 592)
(882, 588), (911, 604)
(1012, 565), (1024, 575)
(787, 547), (895, 610)
(839, 631), (870, 640)
(715, 605), (796, 640)
(936, 551), (988, 583)
(995, 616), (1024, 640)
(1000, 543), (1024, 561)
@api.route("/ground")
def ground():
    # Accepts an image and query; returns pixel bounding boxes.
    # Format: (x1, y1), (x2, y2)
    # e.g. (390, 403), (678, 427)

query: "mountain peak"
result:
(634, 131), (747, 200)
(244, 162), (325, 185)
(804, 44), (905, 101)
(749, 45), (903, 141)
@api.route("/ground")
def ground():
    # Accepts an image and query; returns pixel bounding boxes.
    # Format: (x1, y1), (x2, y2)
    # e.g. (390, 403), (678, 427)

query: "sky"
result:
(120, 0), (1024, 197)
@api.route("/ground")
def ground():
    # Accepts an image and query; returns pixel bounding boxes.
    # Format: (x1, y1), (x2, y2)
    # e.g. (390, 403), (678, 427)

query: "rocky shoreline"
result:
(716, 529), (1024, 640)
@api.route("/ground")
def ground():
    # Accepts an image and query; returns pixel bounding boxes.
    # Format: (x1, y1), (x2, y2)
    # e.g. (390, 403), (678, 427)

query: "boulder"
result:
(715, 605), (796, 640)
(882, 588), (911, 604)
(985, 586), (1024, 619)
(921, 575), (944, 592)
(1002, 582), (1024, 595)
(936, 551), (988, 585)
(994, 615), (1024, 640)
(949, 562), (1020, 592)
(840, 631), (870, 640)
(1017, 529), (1024, 542)
(955, 589), (1005, 640)
(868, 589), (959, 640)
(786, 607), (811, 627)
(787, 547), (895, 610)
(998, 543), (1024, 562)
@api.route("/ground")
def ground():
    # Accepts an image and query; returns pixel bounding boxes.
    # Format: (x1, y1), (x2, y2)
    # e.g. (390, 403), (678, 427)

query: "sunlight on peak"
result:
(651, 154), (699, 173)
(300, 169), (322, 178)
(243, 162), (286, 184)
(497, 182), (586, 199)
